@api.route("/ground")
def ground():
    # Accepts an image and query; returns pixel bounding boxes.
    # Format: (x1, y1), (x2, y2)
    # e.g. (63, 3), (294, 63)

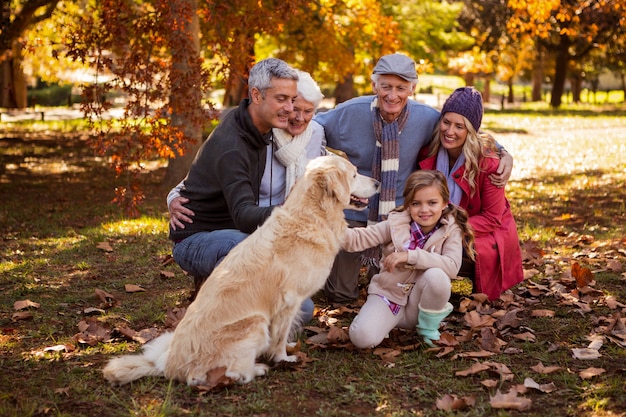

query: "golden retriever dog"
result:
(103, 155), (378, 386)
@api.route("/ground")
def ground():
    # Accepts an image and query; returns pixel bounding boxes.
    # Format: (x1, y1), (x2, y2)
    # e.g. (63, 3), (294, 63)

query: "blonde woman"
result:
(418, 87), (523, 300)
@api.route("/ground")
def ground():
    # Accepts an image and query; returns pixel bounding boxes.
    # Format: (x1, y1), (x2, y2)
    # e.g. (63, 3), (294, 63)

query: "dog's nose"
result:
(374, 179), (381, 189)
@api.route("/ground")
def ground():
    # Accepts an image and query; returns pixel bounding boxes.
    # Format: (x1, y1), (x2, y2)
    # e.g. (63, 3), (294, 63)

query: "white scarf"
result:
(272, 126), (312, 196)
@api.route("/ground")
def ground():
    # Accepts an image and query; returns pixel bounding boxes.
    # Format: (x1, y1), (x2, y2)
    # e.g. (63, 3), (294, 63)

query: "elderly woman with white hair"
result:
(259, 69), (326, 206)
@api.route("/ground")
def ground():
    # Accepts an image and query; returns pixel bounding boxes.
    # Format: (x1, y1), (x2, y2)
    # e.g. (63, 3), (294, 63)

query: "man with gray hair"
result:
(315, 53), (513, 303)
(168, 58), (298, 295)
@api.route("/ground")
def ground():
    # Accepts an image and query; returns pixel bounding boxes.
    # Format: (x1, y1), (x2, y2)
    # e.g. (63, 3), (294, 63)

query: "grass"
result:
(1, 106), (626, 416)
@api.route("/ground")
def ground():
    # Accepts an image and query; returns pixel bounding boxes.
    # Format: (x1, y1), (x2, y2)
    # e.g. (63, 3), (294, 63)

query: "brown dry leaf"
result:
(159, 254), (175, 266)
(479, 328), (507, 353)
(489, 388), (532, 411)
(306, 331), (330, 346)
(287, 340), (301, 355)
(456, 297), (473, 313)
(464, 310), (497, 329)
(497, 310), (521, 330)
(116, 325), (138, 340)
(195, 366), (235, 391)
(115, 326), (160, 344)
(13, 299), (40, 311)
(96, 241), (113, 252)
(531, 361), (562, 374)
(472, 293), (490, 303)
(607, 259), (623, 272)
(523, 268), (540, 280)
(435, 346), (456, 357)
(43, 344), (75, 353)
(372, 347), (401, 365)
(94, 288), (118, 309)
(481, 379), (498, 388)
(521, 240), (544, 266)
(484, 361), (514, 382)
(458, 350), (497, 359)
(531, 309), (555, 317)
(524, 377), (557, 393)
(435, 394), (476, 411)
(571, 262), (593, 288)
(437, 332), (459, 346)
(455, 362), (491, 377)
(165, 307), (186, 329)
(513, 332), (537, 342)
(160, 270), (175, 279)
(604, 296), (625, 309)
(11, 311), (33, 321)
(54, 387), (70, 396)
(327, 326), (349, 343)
(73, 318), (112, 346)
(124, 284), (145, 293)
(571, 348), (602, 360)
(83, 307), (105, 316)
(134, 328), (160, 344)
(579, 367), (606, 379)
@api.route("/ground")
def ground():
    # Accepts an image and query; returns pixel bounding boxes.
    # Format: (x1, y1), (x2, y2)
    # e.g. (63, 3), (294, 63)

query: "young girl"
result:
(342, 170), (474, 348)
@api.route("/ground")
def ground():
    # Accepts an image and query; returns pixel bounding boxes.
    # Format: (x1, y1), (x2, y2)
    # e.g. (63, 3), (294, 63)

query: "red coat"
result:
(419, 148), (523, 300)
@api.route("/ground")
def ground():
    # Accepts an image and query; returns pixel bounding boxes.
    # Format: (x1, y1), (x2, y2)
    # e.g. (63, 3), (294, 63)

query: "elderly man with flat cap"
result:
(315, 53), (513, 304)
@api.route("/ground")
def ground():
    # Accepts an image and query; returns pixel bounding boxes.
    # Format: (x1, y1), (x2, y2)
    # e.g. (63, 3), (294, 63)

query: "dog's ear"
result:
(321, 166), (351, 205)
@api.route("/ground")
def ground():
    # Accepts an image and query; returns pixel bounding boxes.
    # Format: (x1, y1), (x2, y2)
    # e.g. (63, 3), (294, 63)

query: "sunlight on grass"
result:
(101, 216), (167, 236)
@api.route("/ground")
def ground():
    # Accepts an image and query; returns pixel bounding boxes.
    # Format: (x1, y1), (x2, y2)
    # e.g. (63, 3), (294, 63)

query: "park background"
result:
(1, 1), (626, 416)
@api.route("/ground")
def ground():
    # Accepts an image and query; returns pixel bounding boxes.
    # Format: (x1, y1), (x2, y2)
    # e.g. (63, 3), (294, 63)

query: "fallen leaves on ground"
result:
(40, 235), (625, 406)
(435, 393), (476, 411)
(490, 388), (532, 410)
(13, 299), (40, 310)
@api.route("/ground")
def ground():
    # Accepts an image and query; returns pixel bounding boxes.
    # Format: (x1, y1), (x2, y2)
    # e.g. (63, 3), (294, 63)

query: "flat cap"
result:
(372, 53), (417, 82)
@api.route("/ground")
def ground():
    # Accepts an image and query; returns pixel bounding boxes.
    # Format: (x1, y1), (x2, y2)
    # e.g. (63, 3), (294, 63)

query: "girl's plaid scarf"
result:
(408, 220), (440, 250)
(361, 98), (409, 266)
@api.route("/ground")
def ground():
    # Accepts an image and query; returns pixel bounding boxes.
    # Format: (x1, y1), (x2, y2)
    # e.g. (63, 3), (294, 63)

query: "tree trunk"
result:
(507, 78), (514, 103)
(162, 0), (203, 190)
(333, 74), (355, 104)
(550, 36), (571, 108)
(463, 73), (475, 87)
(482, 75), (491, 103)
(571, 74), (583, 103)
(531, 42), (543, 102)
(0, 42), (27, 109)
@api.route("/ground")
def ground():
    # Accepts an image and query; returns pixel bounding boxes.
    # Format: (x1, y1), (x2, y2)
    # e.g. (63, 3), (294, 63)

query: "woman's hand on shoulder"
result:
(489, 150), (513, 188)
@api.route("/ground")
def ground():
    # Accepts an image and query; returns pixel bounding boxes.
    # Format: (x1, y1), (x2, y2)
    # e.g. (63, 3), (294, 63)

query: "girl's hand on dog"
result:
(169, 197), (195, 230)
(383, 251), (408, 271)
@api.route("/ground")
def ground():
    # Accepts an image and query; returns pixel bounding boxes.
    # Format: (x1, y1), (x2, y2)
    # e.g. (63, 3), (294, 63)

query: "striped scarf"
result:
(368, 97), (409, 224)
(361, 98), (409, 266)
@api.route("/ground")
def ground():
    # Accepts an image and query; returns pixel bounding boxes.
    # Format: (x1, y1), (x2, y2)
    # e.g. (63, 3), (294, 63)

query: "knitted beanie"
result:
(440, 87), (483, 131)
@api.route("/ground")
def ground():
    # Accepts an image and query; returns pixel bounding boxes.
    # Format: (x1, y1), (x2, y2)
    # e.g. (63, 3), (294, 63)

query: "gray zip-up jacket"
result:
(169, 99), (274, 242)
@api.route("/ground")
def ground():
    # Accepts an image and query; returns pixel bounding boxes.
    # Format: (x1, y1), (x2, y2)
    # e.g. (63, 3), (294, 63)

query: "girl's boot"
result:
(416, 303), (453, 347)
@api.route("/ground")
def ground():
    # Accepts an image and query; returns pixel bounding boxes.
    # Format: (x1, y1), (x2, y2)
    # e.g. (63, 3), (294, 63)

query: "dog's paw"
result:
(254, 363), (270, 376)
(274, 354), (298, 363)
(187, 377), (207, 387)
(225, 364), (268, 384)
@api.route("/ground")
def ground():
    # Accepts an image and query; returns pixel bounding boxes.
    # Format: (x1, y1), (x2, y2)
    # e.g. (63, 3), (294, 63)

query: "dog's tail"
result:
(103, 331), (173, 385)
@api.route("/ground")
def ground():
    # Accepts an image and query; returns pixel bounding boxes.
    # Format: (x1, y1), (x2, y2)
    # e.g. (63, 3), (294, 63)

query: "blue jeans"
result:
(172, 229), (314, 324)
(173, 229), (248, 279)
